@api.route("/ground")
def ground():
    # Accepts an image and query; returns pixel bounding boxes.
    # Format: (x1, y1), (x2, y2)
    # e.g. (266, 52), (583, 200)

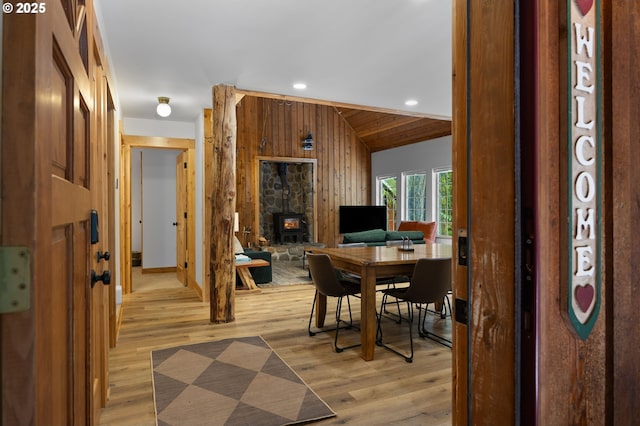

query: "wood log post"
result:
(209, 84), (237, 323)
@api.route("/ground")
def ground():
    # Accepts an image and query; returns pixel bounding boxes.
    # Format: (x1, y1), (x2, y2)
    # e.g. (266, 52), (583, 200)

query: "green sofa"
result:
(341, 228), (425, 246)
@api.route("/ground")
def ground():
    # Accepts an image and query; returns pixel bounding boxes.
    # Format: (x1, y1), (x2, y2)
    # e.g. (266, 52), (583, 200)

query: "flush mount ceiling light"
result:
(404, 99), (418, 106)
(293, 82), (307, 90)
(156, 96), (171, 117)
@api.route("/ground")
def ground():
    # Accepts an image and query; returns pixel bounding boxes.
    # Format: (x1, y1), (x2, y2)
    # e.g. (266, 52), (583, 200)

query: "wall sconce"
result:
(156, 96), (171, 117)
(302, 132), (314, 150)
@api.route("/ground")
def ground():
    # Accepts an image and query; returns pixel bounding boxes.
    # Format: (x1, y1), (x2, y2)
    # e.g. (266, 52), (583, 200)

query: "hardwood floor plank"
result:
(99, 270), (452, 425)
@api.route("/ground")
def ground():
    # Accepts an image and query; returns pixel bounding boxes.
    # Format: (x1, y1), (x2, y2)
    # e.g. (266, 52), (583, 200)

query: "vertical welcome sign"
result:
(566, 0), (601, 340)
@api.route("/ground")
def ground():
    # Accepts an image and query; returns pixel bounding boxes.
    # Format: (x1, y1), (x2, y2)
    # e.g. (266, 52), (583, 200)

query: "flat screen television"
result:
(339, 205), (387, 233)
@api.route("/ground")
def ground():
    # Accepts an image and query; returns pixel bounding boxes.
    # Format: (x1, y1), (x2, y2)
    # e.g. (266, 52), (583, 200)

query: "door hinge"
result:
(184, 212), (187, 219)
(184, 162), (187, 168)
(0, 247), (31, 313)
(184, 262), (188, 269)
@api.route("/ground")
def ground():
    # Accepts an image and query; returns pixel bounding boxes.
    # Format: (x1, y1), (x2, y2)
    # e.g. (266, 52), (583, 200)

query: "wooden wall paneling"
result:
(234, 96), (371, 248)
(610, 1), (640, 421)
(274, 100), (283, 154)
(451, 0), (468, 423)
(337, 108), (346, 207)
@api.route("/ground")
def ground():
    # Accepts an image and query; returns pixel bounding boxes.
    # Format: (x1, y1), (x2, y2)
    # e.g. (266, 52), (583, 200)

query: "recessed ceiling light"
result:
(293, 83), (307, 90)
(405, 99), (418, 106)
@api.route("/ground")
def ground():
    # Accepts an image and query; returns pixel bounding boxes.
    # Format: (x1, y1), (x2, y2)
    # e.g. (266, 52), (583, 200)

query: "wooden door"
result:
(452, 1), (517, 424)
(1, 2), (109, 425)
(176, 151), (188, 285)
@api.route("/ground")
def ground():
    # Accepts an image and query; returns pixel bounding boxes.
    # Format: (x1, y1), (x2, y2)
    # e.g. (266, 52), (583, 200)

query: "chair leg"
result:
(307, 290), (318, 336)
(334, 295), (360, 353)
(308, 291), (359, 341)
(381, 280), (403, 324)
(418, 302), (452, 349)
(443, 293), (452, 318)
(376, 294), (414, 362)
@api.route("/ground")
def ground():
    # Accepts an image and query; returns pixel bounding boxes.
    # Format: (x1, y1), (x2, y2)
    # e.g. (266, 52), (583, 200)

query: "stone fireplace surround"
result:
(259, 161), (314, 244)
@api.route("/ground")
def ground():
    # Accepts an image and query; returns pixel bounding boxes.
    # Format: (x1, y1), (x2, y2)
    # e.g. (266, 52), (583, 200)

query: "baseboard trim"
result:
(142, 267), (177, 274)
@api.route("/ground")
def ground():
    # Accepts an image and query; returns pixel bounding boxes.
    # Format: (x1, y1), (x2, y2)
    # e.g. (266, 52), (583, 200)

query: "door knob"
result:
(91, 270), (111, 288)
(96, 250), (110, 262)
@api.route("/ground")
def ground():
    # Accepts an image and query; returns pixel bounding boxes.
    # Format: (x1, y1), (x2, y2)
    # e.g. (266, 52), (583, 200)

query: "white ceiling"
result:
(94, 0), (452, 123)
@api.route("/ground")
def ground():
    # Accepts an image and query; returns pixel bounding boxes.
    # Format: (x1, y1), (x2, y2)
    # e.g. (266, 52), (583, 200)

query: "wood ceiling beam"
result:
(236, 88), (452, 121)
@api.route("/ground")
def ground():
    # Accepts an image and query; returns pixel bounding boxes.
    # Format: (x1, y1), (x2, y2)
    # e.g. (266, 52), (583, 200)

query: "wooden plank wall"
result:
(606, 1), (639, 423)
(234, 96), (371, 248)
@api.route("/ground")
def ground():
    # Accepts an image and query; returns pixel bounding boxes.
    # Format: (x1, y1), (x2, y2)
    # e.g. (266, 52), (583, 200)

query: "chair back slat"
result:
(403, 258), (452, 304)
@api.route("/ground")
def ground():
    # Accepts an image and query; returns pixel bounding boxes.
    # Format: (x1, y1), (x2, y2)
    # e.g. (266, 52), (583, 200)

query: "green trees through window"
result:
(435, 169), (453, 236)
(377, 169), (452, 236)
(406, 172), (427, 221)
(378, 177), (397, 230)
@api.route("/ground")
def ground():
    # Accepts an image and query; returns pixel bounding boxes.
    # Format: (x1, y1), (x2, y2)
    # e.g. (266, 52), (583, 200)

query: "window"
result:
(433, 168), (453, 237)
(404, 172), (428, 221)
(377, 176), (397, 230)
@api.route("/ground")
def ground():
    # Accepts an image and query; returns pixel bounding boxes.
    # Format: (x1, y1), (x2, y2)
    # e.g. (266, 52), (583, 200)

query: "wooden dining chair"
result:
(376, 258), (452, 362)
(307, 253), (361, 353)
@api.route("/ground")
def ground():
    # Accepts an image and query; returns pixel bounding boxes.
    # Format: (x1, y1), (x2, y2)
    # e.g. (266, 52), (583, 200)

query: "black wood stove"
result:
(273, 213), (304, 244)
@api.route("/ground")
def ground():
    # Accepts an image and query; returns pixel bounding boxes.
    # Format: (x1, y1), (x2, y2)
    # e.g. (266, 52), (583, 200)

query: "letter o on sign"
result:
(575, 171), (595, 202)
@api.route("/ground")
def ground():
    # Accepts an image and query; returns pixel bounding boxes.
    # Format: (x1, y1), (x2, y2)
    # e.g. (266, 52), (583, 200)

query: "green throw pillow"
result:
(385, 230), (424, 241)
(342, 229), (387, 244)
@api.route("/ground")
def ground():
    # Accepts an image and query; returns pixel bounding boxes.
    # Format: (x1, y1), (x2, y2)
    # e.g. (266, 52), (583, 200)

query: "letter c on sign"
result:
(575, 135), (595, 166)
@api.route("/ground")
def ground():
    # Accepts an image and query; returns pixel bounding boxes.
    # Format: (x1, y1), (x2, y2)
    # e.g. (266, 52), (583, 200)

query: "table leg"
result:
(360, 267), (377, 361)
(236, 268), (262, 293)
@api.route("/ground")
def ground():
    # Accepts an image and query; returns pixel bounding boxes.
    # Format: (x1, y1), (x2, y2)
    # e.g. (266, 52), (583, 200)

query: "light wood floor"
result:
(99, 268), (453, 425)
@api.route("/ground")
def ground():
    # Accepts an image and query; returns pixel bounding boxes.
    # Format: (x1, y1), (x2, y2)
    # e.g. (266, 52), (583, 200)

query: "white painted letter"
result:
(575, 246), (594, 277)
(575, 96), (594, 130)
(574, 23), (595, 58)
(575, 208), (595, 240)
(575, 171), (595, 203)
(575, 135), (595, 166)
(575, 61), (594, 94)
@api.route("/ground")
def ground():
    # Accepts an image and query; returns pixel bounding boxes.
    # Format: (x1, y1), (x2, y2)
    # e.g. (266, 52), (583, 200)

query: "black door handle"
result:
(96, 251), (110, 262)
(91, 270), (111, 288)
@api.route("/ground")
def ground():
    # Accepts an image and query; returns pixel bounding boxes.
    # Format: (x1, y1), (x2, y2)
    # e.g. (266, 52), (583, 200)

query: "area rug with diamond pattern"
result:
(151, 336), (336, 425)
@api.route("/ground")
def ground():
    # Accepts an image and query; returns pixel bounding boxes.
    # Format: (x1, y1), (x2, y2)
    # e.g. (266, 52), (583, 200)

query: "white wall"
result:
(371, 135), (452, 227)
(123, 117), (196, 139)
(141, 149), (182, 268)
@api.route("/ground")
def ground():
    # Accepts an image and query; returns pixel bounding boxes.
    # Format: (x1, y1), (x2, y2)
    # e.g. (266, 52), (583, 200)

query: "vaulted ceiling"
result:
(335, 107), (452, 152)
(95, 0), (453, 151)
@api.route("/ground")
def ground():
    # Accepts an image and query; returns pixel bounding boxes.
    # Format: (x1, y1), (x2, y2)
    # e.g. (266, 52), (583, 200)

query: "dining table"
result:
(309, 243), (453, 361)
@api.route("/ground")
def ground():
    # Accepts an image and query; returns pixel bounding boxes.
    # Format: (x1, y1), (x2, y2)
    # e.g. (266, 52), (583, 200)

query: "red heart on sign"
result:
(575, 0), (593, 16)
(575, 284), (595, 313)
